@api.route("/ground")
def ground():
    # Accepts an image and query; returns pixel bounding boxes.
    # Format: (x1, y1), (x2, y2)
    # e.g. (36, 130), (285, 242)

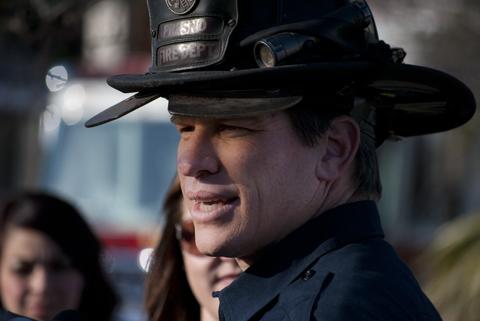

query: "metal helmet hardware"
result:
(164, 0), (197, 15)
(251, 1), (376, 68)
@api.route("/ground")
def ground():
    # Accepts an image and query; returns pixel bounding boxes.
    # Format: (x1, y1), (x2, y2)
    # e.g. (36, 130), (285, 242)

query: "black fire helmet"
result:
(85, 0), (476, 146)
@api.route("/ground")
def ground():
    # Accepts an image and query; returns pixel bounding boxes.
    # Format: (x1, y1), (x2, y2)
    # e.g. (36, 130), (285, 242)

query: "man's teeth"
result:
(197, 199), (231, 212)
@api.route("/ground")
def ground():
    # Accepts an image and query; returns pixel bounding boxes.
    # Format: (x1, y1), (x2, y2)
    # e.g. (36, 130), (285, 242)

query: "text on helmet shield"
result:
(156, 41), (221, 67)
(158, 17), (223, 40)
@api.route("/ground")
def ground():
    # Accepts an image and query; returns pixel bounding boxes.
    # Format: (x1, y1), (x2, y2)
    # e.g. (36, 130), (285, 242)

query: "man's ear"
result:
(315, 116), (360, 181)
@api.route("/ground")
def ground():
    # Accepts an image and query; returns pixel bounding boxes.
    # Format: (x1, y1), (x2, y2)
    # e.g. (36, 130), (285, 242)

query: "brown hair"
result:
(144, 176), (200, 321)
(285, 97), (382, 199)
(0, 191), (118, 321)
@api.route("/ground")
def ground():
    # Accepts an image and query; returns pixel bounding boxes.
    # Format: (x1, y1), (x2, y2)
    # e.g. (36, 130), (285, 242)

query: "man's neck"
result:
(200, 308), (218, 321)
(235, 195), (375, 271)
(236, 251), (265, 271)
(312, 172), (377, 219)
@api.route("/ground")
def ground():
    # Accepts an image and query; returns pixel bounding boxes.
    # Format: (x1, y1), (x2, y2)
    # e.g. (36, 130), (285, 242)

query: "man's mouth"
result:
(195, 197), (239, 213)
(189, 192), (240, 222)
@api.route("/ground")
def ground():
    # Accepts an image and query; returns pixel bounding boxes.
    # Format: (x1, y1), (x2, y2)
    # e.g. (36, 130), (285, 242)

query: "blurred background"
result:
(0, 1), (479, 320)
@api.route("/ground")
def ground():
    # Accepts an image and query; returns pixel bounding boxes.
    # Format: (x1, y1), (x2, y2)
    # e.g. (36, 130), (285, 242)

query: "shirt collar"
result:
(216, 200), (384, 321)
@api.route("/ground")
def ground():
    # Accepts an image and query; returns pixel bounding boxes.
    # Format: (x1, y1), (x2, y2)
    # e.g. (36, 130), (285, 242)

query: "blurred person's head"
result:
(0, 191), (118, 321)
(419, 213), (480, 321)
(145, 176), (241, 321)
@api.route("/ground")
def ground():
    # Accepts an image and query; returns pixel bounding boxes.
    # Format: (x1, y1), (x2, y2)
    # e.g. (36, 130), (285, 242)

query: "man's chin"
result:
(197, 238), (237, 258)
(198, 244), (226, 257)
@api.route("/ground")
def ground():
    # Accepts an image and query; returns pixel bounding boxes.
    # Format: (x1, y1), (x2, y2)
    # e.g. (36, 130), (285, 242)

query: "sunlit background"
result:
(1, 1), (479, 320)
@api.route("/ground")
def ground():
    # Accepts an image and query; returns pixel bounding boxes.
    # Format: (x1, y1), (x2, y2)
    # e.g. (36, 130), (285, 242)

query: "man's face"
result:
(173, 111), (324, 260)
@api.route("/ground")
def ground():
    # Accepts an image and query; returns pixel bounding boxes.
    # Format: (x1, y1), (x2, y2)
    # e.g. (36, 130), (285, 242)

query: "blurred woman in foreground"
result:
(145, 177), (241, 321)
(0, 191), (118, 321)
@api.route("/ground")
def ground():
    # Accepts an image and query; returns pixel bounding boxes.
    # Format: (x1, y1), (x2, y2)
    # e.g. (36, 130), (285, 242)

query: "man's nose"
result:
(177, 133), (219, 178)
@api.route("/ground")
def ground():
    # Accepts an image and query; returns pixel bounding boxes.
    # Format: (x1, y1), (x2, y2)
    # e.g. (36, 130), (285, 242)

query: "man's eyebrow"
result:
(227, 116), (263, 123)
(170, 115), (185, 124)
(222, 114), (271, 127)
(169, 114), (272, 129)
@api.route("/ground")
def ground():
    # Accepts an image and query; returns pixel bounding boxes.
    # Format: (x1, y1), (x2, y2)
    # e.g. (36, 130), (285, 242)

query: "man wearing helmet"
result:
(87, 0), (475, 320)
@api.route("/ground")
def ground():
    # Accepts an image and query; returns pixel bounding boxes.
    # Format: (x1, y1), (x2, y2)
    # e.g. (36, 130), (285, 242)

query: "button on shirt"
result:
(215, 201), (442, 321)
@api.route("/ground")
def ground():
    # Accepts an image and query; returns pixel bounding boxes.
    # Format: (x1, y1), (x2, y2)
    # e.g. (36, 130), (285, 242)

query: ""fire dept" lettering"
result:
(157, 42), (220, 66)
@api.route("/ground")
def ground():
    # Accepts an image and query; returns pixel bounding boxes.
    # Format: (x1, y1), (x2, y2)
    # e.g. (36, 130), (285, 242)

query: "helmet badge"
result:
(165, 0), (197, 15)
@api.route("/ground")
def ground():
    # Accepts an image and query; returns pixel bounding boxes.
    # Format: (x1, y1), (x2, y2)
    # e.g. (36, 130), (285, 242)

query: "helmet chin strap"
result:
(350, 96), (378, 146)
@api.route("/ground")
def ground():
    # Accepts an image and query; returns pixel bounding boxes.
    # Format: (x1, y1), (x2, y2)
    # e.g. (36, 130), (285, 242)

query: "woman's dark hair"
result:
(0, 191), (118, 321)
(144, 176), (200, 321)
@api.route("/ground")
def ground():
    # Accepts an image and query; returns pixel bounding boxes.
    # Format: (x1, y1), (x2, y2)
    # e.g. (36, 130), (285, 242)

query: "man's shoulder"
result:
(273, 238), (442, 321)
(318, 237), (412, 278)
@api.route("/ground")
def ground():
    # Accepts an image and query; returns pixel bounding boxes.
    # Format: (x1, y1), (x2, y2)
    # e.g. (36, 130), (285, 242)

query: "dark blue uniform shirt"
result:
(215, 201), (442, 321)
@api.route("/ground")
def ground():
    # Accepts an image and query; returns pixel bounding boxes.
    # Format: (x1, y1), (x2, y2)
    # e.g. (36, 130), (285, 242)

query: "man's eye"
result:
(218, 125), (250, 132)
(176, 125), (194, 133)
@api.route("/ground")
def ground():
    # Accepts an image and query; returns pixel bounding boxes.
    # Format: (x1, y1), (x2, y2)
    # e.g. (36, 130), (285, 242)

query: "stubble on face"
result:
(174, 112), (325, 264)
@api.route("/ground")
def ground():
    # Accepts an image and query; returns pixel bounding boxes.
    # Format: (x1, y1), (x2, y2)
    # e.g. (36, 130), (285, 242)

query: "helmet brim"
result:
(85, 61), (475, 139)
